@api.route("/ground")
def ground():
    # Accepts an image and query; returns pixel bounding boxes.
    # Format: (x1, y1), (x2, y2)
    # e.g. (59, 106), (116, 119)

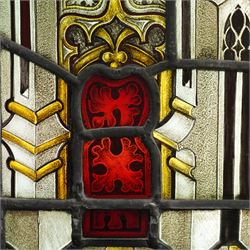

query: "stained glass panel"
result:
(0, 0), (249, 249)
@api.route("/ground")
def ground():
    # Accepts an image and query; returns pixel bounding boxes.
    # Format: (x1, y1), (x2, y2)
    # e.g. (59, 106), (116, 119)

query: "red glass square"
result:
(81, 75), (150, 128)
(83, 210), (149, 238)
(83, 136), (151, 198)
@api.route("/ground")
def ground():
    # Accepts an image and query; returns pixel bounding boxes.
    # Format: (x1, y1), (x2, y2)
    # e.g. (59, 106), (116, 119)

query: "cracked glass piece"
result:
(82, 210), (149, 238)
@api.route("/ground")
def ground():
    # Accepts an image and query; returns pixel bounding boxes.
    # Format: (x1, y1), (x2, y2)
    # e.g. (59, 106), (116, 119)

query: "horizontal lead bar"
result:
(147, 59), (249, 75)
(78, 239), (149, 248)
(1, 36), (248, 84)
(1, 198), (75, 210)
(159, 199), (250, 210)
(0, 35), (81, 86)
(1, 198), (249, 210)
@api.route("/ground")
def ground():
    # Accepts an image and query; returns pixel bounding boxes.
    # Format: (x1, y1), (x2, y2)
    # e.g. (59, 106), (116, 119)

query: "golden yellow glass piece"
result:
(102, 51), (128, 68)
(153, 131), (178, 150)
(169, 157), (194, 179)
(161, 145), (173, 199)
(7, 101), (63, 125)
(57, 145), (68, 199)
(2, 130), (70, 155)
(158, 70), (174, 198)
(159, 70), (172, 121)
(172, 97), (194, 118)
(9, 159), (62, 182)
(124, 43), (157, 66)
(58, 79), (70, 125)
(229, 246), (241, 250)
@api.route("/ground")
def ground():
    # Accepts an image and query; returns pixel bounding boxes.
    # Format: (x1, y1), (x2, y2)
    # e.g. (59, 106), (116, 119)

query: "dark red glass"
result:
(21, 1), (31, 49)
(83, 210), (149, 238)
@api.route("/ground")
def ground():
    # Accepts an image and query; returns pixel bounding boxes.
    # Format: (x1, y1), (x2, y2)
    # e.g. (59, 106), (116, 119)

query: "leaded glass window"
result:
(0, 0), (249, 249)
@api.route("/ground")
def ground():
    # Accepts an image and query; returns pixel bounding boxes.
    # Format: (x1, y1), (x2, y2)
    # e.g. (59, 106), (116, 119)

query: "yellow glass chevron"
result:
(7, 100), (63, 124)
(9, 159), (62, 182)
(2, 130), (70, 155)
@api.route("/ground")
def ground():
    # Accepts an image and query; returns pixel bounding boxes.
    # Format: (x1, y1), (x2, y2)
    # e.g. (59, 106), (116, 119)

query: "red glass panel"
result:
(83, 136), (151, 198)
(81, 75), (150, 128)
(81, 74), (152, 239)
(83, 210), (149, 238)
